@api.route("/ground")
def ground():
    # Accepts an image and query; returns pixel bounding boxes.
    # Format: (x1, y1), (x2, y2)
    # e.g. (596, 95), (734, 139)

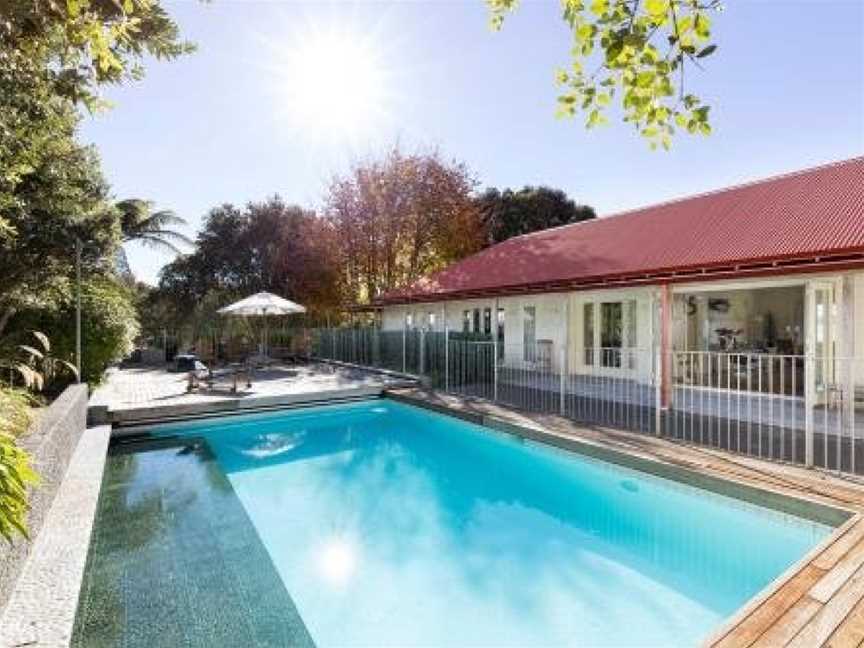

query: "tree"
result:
(153, 197), (342, 335)
(115, 199), (192, 278)
(0, 0), (192, 332)
(0, 137), (120, 337)
(0, 0), (192, 241)
(0, 0), (193, 111)
(477, 186), (596, 244)
(324, 147), (485, 304)
(118, 199), (193, 253)
(487, 0), (722, 148)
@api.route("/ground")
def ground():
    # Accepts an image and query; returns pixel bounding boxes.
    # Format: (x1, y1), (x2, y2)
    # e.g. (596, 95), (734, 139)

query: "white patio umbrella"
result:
(217, 292), (306, 358)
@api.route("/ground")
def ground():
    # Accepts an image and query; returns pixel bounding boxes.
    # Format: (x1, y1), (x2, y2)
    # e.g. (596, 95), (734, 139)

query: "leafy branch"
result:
(487, 0), (723, 149)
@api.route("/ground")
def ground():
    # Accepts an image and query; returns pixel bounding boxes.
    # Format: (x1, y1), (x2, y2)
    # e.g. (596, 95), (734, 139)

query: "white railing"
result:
(311, 328), (864, 477)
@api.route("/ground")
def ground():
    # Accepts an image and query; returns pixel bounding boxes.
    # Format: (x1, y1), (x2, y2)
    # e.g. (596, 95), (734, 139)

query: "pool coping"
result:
(0, 425), (111, 648)
(384, 387), (864, 647)
(99, 384), (409, 426)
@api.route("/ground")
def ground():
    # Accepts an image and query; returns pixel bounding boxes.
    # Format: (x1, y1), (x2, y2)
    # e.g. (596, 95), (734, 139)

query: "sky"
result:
(79, 0), (864, 285)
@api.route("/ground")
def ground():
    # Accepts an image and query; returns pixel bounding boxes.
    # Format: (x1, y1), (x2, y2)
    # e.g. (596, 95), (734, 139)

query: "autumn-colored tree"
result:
(325, 147), (485, 304)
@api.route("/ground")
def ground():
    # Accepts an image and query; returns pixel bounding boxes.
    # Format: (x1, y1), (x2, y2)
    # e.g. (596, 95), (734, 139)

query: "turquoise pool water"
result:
(75, 399), (833, 647)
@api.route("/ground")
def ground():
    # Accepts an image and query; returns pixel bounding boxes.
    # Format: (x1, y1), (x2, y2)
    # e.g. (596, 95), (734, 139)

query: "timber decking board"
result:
(814, 523), (864, 571)
(751, 596), (823, 648)
(715, 565), (825, 648)
(788, 564), (864, 647)
(824, 595), (864, 647)
(810, 537), (864, 603)
(386, 388), (864, 648)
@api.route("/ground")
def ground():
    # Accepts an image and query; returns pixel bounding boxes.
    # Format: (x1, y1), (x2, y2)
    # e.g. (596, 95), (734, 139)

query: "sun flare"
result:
(317, 536), (359, 586)
(270, 27), (390, 142)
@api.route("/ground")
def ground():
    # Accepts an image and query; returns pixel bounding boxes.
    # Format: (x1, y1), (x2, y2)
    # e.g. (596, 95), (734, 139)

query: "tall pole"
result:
(75, 238), (82, 383)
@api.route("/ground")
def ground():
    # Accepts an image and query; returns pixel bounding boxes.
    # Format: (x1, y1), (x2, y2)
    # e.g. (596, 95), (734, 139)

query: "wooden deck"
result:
(387, 387), (864, 647)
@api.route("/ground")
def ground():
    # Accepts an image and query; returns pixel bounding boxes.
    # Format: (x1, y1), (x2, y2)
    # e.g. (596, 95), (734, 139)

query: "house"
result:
(338, 158), (864, 473)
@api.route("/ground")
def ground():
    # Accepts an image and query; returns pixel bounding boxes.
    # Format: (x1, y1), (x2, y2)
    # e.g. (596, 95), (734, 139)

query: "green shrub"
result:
(0, 388), (39, 542)
(11, 276), (140, 386)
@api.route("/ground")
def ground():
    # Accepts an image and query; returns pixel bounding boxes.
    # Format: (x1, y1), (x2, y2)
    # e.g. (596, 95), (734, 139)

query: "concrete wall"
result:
(0, 383), (89, 613)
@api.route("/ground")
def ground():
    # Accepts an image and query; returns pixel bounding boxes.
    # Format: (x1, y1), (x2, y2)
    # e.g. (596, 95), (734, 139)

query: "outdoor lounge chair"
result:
(187, 361), (252, 394)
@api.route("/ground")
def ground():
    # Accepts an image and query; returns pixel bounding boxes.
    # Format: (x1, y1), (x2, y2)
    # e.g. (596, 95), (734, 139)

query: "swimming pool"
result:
(73, 399), (835, 646)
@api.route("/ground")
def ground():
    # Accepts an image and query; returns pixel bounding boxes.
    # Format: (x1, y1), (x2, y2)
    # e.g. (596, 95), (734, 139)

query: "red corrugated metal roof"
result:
(376, 157), (864, 305)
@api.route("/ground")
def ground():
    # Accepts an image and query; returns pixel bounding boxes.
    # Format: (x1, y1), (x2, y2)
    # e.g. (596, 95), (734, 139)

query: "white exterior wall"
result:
(378, 270), (864, 387)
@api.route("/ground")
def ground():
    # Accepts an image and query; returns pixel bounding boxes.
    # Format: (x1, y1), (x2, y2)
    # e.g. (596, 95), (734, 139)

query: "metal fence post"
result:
(402, 324), (407, 374)
(331, 327), (336, 360)
(655, 348), (663, 436)
(805, 353), (815, 467)
(419, 328), (426, 376)
(491, 342), (497, 402)
(444, 323), (450, 392)
(373, 327), (380, 367)
(560, 346), (566, 415)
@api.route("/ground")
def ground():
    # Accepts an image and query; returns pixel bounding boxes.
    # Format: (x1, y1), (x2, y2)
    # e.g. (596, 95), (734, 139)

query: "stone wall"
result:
(0, 383), (89, 612)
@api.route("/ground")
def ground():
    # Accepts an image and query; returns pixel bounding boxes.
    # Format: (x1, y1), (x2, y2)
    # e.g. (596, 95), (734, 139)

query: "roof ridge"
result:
(513, 156), (864, 241)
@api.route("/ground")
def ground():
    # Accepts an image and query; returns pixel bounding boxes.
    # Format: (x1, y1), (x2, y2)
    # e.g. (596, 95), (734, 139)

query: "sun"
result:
(268, 26), (390, 142)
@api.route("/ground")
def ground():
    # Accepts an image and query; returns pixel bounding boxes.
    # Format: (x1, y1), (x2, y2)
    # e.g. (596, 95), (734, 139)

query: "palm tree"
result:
(115, 199), (193, 278)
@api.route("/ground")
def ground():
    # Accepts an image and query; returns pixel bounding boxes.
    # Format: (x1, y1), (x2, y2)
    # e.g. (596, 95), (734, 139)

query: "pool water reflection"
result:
(147, 400), (831, 647)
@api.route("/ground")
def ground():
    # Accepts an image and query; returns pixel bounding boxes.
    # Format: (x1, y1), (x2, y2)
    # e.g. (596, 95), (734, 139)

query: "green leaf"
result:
(645, 0), (669, 17)
(696, 44), (717, 58)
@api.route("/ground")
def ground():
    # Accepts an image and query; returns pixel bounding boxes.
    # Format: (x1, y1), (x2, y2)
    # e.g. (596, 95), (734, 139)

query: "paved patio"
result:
(89, 361), (414, 424)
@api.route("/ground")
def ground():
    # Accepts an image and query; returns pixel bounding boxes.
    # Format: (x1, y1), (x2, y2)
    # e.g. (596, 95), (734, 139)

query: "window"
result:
(523, 305), (536, 362)
(463, 310), (471, 333)
(473, 308), (481, 333)
(483, 308), (492, 335)
(583, 303), (594, 365)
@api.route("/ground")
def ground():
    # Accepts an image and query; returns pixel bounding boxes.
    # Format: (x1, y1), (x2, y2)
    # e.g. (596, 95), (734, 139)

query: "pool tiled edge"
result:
(385, 390), (852, 527)
(385, 387), (864, 647)
(70, 436), (314, 647)
(0, 425), (110, 648)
